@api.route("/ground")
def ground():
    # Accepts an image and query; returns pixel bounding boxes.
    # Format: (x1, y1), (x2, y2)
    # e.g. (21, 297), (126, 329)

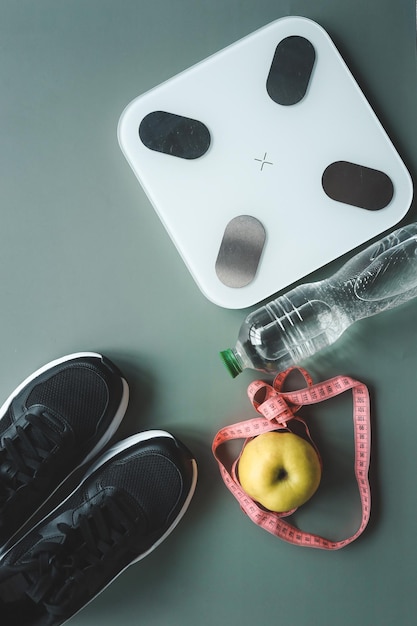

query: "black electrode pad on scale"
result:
(118, 17), (413, 309)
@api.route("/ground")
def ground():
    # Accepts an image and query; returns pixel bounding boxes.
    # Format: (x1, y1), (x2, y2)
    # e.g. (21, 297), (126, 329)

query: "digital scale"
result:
(118, 16), (413, 309)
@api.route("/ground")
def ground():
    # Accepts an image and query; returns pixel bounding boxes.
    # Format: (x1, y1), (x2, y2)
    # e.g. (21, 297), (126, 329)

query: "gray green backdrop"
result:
(0, 1), (416, 624)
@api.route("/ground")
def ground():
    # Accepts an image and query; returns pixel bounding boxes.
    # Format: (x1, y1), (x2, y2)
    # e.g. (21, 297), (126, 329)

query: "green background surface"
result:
(1, 1), (416, 624)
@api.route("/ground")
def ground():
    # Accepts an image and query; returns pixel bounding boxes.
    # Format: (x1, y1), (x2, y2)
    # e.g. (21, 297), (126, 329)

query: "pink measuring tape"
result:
(212, 368), (371, 549)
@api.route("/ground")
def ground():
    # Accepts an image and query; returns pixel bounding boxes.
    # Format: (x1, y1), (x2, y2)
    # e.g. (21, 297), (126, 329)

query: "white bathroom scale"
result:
(118, 16), (413, 309)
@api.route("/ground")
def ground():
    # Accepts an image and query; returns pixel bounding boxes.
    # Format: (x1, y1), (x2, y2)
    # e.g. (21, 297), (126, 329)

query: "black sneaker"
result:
(0, 430), (198, 625)
(0, 352), (129, 549)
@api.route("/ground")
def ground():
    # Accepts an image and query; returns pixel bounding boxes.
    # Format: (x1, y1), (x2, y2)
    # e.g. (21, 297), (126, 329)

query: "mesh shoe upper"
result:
(0, 431), (197, 626)
(0, 353), (128, 547)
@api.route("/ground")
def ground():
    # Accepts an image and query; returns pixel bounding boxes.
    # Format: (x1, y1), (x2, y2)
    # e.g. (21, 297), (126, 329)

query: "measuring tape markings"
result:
(212, 368), (371, 549)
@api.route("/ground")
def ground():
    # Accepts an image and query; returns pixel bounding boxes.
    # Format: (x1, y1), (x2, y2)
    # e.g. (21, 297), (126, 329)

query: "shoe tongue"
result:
(102, 487), (150, 534)
(1, 405), (65, 441)
(24, 405), (67, 431)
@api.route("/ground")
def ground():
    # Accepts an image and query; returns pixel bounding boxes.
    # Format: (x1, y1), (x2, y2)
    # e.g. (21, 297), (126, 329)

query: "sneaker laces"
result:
(0, 413), (64, 505)
(11, 494), (140, 619)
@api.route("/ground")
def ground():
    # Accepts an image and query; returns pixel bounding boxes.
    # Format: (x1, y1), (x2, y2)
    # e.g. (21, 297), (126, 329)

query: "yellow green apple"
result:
(238, 431), (321, 512)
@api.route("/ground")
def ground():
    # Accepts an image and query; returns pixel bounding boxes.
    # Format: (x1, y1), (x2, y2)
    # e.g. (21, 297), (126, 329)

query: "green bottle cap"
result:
(219, 349), (242, 378)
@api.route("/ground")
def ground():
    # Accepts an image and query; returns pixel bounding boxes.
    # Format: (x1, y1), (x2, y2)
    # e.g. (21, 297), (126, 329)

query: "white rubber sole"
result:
(0, 351), (130, 553)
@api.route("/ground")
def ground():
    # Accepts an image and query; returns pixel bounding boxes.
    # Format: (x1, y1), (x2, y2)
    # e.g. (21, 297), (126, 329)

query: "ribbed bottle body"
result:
(235, 285), (350, 373)
(222, 223), (417, 376)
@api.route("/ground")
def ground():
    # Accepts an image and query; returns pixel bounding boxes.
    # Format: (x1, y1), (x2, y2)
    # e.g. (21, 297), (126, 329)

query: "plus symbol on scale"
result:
(254, 152), (273, 171)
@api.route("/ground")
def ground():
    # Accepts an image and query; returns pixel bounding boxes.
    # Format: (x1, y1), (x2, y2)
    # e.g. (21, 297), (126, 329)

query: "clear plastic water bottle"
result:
(221, 222), (417, 377)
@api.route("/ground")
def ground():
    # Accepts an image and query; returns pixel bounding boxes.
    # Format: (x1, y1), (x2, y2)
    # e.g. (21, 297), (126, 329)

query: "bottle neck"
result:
(219, 348), (244, 378)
